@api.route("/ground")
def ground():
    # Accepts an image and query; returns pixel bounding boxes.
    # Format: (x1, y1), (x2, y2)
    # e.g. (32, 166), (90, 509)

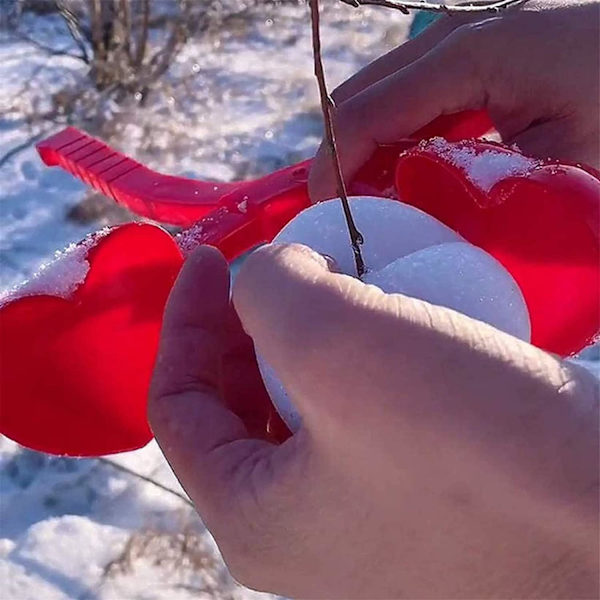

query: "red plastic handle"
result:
(37, 111), (492, 214)
(36, 110), (493, 261)
(36, 127), (296, 226)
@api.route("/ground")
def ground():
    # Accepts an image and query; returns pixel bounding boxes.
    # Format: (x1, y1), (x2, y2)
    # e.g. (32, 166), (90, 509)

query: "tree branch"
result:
(339, 0), (527, 14)
(9, 30), (87, 62)
(133, 0), (150, 68)
(0, 131), (49, 170)
(56, 0), (91, 64)
(98, 457), (194, 507)
(309, 0), (366, 278)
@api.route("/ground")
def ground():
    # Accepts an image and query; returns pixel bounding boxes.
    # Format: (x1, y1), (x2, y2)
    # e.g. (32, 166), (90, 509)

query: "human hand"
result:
(149, 244), (598, 598)
(309, 0), (600, 201)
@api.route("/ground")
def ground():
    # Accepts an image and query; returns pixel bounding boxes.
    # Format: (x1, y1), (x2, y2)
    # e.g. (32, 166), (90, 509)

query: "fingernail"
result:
(321, 253), (341, 273)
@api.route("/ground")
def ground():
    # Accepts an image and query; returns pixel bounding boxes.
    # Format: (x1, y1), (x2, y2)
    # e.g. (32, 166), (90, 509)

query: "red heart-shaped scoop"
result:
(395, 139), (600, 356)
(0, 223), (183, 456)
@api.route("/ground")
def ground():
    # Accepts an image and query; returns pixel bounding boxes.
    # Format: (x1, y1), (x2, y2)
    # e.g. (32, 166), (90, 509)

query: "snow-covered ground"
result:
(0, 3), (411, 599)
(0, 3), (410, 290)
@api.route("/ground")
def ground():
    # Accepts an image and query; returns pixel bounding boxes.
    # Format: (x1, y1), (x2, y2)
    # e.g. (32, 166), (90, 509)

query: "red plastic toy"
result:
(0, 109), (598, 457)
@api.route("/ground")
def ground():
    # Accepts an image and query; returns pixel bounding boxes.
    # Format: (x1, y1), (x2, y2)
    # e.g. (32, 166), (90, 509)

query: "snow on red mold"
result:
(425, 137), (540, 192)
(0, 228), (110, 305)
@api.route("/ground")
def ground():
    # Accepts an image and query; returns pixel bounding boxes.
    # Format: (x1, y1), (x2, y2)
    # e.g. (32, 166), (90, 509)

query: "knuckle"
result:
(437, 20), (502, 86)
(216, 451), (304, 590)
(443, 21), (479, 53)
(444, 18), (502, 55)
(217, 513), (287, 592)
(225, 552), (277, 592)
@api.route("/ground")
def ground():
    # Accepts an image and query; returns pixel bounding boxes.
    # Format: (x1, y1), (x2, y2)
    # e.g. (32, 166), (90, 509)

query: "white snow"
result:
(257, 197), (531, 432)
(426, 137), (540, 192)
(364, 241), (531, 341)
(273, 196), (463, 275)
(0, 438), (270, 600)
(0, 228), (109, 305)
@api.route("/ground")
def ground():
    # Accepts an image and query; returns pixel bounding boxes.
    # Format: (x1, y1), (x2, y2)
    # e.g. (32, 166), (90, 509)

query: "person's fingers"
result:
(148, 246), (273, 514)
(333, 0), (537, 103)
(309, 22), (491, 201)
(232, 243), (581, 428)
(232, 242), (443, 428)
(333, 14), (473, 104)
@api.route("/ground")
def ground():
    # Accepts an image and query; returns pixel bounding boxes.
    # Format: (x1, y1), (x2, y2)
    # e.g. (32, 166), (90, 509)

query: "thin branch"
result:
(98, 457), (194, 507)
(9, 30), (87, 62)
(309, 0), (366, 278)
(56, 0), (91, 64)
(146, 21), (187, 85)
(88, 0), (105, 62)
(119, 0), (132, 60)
(339, 0), (527, 13)
(0, 130), (49, 169)
(134, 0), (151, 68)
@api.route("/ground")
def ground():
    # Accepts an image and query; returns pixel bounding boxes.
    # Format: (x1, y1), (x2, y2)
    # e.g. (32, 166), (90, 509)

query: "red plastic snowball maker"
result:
(1, 109), (598, 458)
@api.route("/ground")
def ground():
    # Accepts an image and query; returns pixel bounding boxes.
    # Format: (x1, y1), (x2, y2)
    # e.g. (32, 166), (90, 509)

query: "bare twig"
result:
(134, 0), (151, 68)
(56, 0), (91, 63)
(309, 0), (366, 278)
(88, 0), (105, 62)
(9, 30), (86, 62)
(339, 0), (526, 14)
(98, 457), (194, 507)
(0, 132), (48, 169)
(119, 0), (132, 60)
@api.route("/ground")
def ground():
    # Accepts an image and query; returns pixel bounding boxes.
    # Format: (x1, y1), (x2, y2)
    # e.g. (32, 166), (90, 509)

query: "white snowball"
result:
(274, 196), (462, 275)
(363, 242), (531, 341)
(260, 359), (302, 432)
(256, 197), (531, 432)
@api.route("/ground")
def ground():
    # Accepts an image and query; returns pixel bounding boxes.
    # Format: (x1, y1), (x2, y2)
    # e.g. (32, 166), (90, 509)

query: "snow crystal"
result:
(426, 137), (540, 192)
(176, 220), (210, 255)
(176, 205), (236, 255)
(0, 229), (109, 305)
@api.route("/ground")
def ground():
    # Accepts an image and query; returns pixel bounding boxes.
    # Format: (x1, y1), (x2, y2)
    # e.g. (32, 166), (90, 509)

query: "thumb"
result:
(309, 22), (491, 202)
(149, 246), (272, 517)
